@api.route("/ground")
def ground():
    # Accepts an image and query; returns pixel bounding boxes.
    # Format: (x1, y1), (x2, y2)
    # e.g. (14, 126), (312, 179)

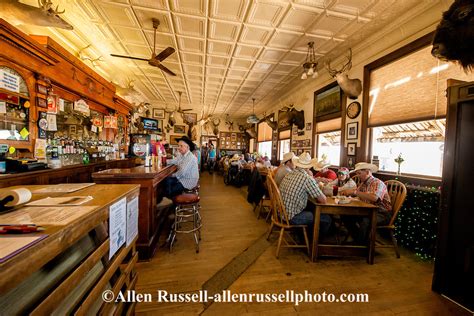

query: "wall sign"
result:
(74, 99), (90, 116)
(0, 68), (20, 93)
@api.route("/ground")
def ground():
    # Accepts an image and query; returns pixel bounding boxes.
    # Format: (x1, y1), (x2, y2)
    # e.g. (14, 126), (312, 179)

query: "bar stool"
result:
(168, 193), (202, 253)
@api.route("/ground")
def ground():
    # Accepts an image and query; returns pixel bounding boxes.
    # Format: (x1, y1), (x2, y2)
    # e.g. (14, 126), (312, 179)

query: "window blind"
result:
(257, 121), (273, 142)
(315, 117), (341, 133)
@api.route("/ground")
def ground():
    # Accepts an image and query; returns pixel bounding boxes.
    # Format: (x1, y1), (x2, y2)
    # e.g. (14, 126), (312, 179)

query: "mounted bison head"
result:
(280, 105), (305, 130)
(431, 0), (474, 71)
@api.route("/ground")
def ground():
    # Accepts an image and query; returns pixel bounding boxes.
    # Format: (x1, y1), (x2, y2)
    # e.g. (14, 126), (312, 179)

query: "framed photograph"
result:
(174, 124), (186, 134)
(347, 142), (356, 156)
(152, 108), (165, 119)
(182, 112), (197, 124)
(347, 157), (355, 168)
(170, 135), (181, 145)
(37, 97), (47, 108)
(231, 133), (237, 141)
(347, 122), (359, 140)
(314, 83), (341, 118)
(306, 122), (312, 131)
(69, 125), (77, 135)
(37, 84), (48, 95)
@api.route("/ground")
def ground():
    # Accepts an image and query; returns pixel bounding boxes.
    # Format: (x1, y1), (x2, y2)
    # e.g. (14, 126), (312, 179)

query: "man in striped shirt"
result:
(164, 136), (199, 197)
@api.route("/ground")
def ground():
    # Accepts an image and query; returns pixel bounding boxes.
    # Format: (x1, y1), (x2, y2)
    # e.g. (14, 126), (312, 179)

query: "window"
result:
(257, 118), (273, 160)
(371, 119), (445, 177)
(367, 38), (473, 177)
(316, 131), (341, 166)
(314, 117), (341, 165)
(278, 129), (291, 160)
(258, 141), (272, 159)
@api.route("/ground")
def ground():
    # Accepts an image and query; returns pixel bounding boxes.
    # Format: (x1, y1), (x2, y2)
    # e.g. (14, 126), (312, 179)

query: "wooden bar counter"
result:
(92, 164), (177, 260)
(0, 183), (140, 315)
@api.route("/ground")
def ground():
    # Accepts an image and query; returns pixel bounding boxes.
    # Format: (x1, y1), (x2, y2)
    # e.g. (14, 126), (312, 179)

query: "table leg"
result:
(311, 207), (321, 262)
(368, 209), (377, 264)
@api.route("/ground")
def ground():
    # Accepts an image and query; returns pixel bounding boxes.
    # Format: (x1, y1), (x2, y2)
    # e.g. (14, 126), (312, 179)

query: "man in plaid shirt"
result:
(345, 162), (392, 243)
(280, 152), (331, 235)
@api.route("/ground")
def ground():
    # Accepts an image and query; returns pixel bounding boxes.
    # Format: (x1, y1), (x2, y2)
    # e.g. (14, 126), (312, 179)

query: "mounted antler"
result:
(225, 114), (234, 131)
(262, 112), (278, 130)
(325, 49), (361, 99)
(39, 0), (65, 15)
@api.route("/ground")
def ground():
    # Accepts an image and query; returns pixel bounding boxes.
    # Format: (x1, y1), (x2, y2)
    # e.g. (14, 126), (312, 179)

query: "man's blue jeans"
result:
(290, 210), (332, 236)
(163, 176), (185, 198)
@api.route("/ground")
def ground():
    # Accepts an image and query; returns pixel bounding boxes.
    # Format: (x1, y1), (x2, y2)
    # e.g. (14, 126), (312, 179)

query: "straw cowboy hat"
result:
(313, 160), (331, 171)
(353, 162), (378, 173)
(281, 152), (295, 164)
(292, 152), (318, 169)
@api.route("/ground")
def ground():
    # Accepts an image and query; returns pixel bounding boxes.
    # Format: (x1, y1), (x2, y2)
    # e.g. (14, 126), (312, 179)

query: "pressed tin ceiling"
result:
(3, 0), (443, 119)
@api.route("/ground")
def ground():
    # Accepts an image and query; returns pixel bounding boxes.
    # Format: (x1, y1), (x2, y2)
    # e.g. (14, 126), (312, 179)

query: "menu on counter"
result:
(0, 206), (97, 225)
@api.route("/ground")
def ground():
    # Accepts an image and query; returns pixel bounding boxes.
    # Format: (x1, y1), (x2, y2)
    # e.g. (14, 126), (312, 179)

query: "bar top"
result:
(92, 164), (177, 179)
(0, 184), (140, 294)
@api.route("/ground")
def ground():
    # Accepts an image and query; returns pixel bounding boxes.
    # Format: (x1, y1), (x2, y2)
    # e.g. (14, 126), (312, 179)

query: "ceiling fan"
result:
(110, 18), (176, 76)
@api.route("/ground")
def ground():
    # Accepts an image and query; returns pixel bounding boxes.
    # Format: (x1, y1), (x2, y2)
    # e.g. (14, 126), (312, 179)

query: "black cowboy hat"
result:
(176, 136), (196, 152)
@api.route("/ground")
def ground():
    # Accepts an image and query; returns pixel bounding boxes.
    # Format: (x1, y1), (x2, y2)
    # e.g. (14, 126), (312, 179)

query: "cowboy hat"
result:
(353, 162), (378, 173)
(313, 160), (331, 171)
(176, 136), (196, 152)
(230, 154), (240, 161)
(292, 152), (318, 169)
(281, 152), (295, 164)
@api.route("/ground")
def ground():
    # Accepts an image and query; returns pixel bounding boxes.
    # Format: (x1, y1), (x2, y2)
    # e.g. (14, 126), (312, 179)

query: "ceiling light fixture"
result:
(301, 41), (318, 80)
(246, 98), (259, 124)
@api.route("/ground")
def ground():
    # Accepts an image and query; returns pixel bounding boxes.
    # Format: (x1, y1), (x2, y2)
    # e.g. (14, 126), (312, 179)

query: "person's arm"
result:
(307, 176), (327, 204)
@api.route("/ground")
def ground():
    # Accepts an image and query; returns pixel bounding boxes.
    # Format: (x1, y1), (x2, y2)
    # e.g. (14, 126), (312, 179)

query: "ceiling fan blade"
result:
(155, 47), (175, 62)
(157, 64), (177, 76)
(110, 54), (150, 61)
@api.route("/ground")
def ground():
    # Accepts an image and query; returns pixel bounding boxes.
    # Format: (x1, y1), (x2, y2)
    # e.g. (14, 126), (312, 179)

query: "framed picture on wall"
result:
(182, 112), (197, 124)
(347, 122), (358, 140)
(314, 84), (341, 118)
(347, 157), (355, 168)
(170, 135), (181, 145)
(152, 108), (165, 119)
(174, 125), (186, 134)
(347, 142), (356, 156)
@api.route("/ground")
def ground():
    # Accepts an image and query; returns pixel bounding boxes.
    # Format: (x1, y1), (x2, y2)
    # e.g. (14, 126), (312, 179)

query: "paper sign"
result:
(0, 69), (20, 93)
(59, 98), (65, 112)
(0, 101), (6, 114)
(19, 127), (29, 140)
(47, 96), (57, 114)
(126, 197), (139, 247)
(46, 114), (57, 131)
(104, 116), (118, 129)
(74, 99), (90, 116)
(109, 197), (127, 259)
(34, 138), (46, 159)
(91, 125), (97, 133)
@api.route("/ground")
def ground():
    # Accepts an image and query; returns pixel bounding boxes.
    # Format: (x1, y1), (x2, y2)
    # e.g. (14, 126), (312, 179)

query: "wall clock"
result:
(347, 101), (361, 119)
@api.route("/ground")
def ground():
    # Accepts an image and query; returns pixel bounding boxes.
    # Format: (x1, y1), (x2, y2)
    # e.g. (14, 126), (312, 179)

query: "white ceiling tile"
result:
(209, 20), (239, 41)
(247, 1), (288, 27)
(247, 72), (266, 80)
(132, 9), (172, 33)
(235, 44), (260, 59)
(171, 0), (206, 16)
(124, 43), (150, 58)
(292, 0), (325, 8)
(96, 3), (137, 27)
(253, 61), (274, 72)
(207, 67), (226, 77)
(181, 52), (204, 64)
(224, 78), (243, 86)
(265, 73), (287, 82)
(143, 31), (175, 49)
(207, 41), (233, 56)
(227, 69), (248, 78)
(279, 6), (322, 32)
(130, 0), (168, 10)
(174, 14), (205, 37)
(310, 14), (353, 37)
(186, 74), (203, 82)
(178, 36), (205, 53)
(211, 0), (249, 22)
(267, 30), (302, 49)
(260, 48), (286, 62)
(207, 56), (229, 67)
(207, 76), (224, 83)
(184, 64), (203, 74)
(283, 51), (307, 64)
(112, 26), (148, 45)
(240, 25), (271, 45)
(273, 63), (299, 74)
(231, 59), (253, 69)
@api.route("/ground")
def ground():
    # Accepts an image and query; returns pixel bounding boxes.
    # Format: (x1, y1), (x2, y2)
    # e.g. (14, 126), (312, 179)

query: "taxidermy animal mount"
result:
(0, 0), (73, 30)
(279, 105), (305, 130)
(431, 0), (474, 71)
(262, 112), (278, 130)
(325, 49), (362, 99)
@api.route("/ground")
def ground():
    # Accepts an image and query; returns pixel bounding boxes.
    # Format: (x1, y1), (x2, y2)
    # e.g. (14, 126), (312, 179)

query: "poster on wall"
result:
(314, 84), (341, 118)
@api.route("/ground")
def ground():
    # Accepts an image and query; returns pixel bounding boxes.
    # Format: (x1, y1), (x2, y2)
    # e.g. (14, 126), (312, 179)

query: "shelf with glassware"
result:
(218, 132), (247, 150)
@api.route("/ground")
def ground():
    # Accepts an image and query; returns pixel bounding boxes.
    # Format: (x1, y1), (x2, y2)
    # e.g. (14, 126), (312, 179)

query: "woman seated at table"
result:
(313, 161), (337, 184)
(328, 167), (357, 195)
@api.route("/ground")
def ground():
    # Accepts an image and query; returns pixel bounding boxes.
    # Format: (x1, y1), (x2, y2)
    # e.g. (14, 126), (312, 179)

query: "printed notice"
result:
(109, 197), (126, 259)
(126, 197), (139, 247)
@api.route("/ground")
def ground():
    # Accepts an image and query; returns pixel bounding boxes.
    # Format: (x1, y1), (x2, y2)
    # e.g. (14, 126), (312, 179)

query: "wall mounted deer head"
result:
(325, 49), (362, 99)
(0, 0), (73, 30)
(262, 112), (278, 130)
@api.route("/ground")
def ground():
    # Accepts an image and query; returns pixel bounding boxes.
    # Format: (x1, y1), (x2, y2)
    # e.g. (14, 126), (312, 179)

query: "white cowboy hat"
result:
(292, 152), (318, 169)
(313, 160), (331, 171)
(353, 162), (378, 173)
(281, 152), (295, 164)
(230, 154), (240, 161)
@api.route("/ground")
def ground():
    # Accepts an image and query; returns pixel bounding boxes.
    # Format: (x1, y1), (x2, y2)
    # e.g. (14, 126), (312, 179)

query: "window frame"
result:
(277, 127), (291, 162)
(315, 128), (342, 167)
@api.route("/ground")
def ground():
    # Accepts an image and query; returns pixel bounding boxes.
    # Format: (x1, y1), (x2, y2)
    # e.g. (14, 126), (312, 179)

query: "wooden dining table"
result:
(309, 196), (378, 264)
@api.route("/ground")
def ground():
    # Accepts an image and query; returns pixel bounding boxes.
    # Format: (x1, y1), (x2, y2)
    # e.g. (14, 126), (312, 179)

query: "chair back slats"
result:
(384, 180), (407, 226)
(351, 175), (361, 186)
(266, 175), (290, 226)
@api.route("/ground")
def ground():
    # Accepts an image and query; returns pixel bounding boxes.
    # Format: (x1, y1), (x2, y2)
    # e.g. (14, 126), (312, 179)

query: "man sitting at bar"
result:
(280, 152), (330, 235)
(345, 162), (392, 243)
(274, 151), (295, 187)
(164, 136), (199, 197)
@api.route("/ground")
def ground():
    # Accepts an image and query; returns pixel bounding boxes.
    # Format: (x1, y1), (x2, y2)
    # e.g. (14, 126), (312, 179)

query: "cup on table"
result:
(333, 186), (338, 196)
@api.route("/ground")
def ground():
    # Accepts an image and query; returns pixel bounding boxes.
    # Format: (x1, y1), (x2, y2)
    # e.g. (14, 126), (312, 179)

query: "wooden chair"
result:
(377, 180), (407, 258)
(351, 174), (361, 186)
(266, 175), (310, 258)
(256, 172), (273, 221)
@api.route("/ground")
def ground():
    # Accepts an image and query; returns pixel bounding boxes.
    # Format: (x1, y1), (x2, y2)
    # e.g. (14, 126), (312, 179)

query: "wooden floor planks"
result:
(135, 173), (466, 315)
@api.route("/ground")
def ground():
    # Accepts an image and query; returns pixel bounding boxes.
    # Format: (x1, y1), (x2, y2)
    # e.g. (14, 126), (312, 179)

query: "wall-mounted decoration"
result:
(314, 84), (341, 118)
(347, 142), (356, 156)
(347, 122), (358, 140)
(153, 108), (165, 119)
(37, 97), (47, 108)
(104, 116), (118, 129)
(170, 135), (181, 146)
(306, 122), (312, 131)
(69, 125), (76, 135)
(182, 112), (197, 124)
(174, 124), (186, 134)
(292, 125), (298, 136)
(346, 101), (361, 119)
(347, 156), (355, 168)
